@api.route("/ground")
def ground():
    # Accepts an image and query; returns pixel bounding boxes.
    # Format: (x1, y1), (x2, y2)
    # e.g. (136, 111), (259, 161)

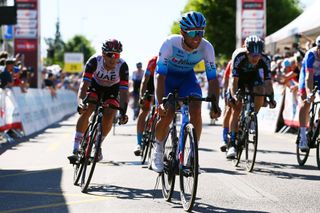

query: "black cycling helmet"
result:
(136, 62), (142, 68)
(102, 39), (123, 53)
(245, 35), (264, 55)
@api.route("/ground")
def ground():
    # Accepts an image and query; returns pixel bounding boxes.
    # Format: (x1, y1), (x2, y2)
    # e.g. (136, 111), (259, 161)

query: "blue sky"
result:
(40, 0), (316, 73)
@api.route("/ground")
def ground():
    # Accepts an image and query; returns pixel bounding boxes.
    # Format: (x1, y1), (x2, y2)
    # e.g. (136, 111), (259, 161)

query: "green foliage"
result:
(64, 35), (96, 63)
(171, 0), (302, 61)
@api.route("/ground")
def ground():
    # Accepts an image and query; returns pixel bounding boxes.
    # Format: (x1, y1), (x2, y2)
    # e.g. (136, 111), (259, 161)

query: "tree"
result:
(172, 0), (302, 60)
(64, 35), (95, 64)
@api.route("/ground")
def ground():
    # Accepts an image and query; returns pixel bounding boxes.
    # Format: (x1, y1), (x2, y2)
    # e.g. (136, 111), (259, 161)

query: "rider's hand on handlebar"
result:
(158, 104), (167, 117)
(210, 107), (221, 119)
(118, 114), (128, 125)
(77, 99), (88, 114)
(269, 99), (277, 109)
(305, 94), (316, 103)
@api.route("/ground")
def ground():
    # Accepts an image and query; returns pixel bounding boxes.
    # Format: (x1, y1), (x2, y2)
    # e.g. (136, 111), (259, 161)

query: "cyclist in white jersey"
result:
(151, 11), (221, 173)
(68, 39), (129, 162)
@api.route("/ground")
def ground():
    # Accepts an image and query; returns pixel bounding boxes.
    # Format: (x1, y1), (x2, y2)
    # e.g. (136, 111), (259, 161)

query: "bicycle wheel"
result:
(161, 127), (177, 201)
(179, 123), (198, 211)
(80, 122), (101, 192)
(141, 114), (153, 164)
(296, 129), (310, 166)
(73, 126), (91, 186)
(317, 141), (320, 169)
(232, 129), (244, 167)
(244, 114), (258, 172)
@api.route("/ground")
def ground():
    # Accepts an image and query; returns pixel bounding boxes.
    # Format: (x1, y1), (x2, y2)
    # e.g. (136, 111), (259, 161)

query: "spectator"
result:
(0, 58), (14, 89)
(44, 72), (57, 97)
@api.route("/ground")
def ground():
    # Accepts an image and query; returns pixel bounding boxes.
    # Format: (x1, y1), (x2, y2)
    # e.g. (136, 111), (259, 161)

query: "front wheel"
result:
(161, 127), (177, 201)
(80, 122), (101, 193)
(244, 114), (258, 172)
(73, 127), (91, 186)
(179, 124), (198, 212)
(316, 140), (320, 169)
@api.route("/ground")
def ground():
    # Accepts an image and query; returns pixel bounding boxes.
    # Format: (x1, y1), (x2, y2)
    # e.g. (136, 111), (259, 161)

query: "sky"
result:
(40, 0), (316, 73)
(40, 0), (188, 73)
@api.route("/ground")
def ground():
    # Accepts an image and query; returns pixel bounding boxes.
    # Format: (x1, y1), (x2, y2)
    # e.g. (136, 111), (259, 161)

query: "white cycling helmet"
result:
(316, 35), (320, 47)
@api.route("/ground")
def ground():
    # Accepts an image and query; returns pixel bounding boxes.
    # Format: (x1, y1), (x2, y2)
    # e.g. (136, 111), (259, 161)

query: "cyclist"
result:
(68, 39), (129, 162)
(131, 62), (144, 120)
(151, 11), (221, 172)
(220, 60), (232, 152)
(227, 35), (276, 158)
(297, 35), (320, 151)
(133, 56), (157, 156)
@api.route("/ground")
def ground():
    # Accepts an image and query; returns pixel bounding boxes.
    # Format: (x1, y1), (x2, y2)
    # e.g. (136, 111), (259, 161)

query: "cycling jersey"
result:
(156, 35), (217, 99)
(298, 47), (320, 94)
(145, 56), (157, 94)
(231, 48), (271, 89)
(83, 54), (129, 90)
(156, 35), (217, 80)
(132, 69), (144, 95)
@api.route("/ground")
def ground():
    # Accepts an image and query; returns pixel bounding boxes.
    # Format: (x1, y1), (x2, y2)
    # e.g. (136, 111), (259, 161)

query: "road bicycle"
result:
(72, 97), (124, 193)
(232, 88), (271, 172)
(160, 91), (219, 211)
(296, 86), (320, 169)
(140, 104), (158, 165)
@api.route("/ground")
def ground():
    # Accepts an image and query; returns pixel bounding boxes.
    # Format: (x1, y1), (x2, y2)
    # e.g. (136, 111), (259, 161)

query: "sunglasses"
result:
(104, 52), (120, 59)
(184, 30), (205, 38)
(249, 53), (261, 57)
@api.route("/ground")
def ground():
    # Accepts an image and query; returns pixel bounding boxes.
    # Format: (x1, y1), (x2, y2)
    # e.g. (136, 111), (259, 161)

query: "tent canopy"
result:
(265, 1), (320, 52)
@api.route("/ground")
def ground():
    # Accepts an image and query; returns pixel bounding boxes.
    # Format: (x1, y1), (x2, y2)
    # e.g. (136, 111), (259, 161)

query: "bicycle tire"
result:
(317, 141), (320, 169)
(141, 114), (153, 164)
(179, 123), (198, 211)
(161, 127), (177, 201)
(73, 126), (91, 186)
(80, 122), (101, 192)
(244, 114), (258, 172)
(296, 129), (310, 166)
(232, 118), (245, 167)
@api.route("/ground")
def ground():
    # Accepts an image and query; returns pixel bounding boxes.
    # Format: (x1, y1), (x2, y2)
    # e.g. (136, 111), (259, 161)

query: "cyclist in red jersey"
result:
(68, 39), (129, 162)
(133, 56), (157, 156)
(220, 60), (232, 152)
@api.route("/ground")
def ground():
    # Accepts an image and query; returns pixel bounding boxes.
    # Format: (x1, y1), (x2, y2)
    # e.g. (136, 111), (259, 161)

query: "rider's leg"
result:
(189, 101), (202, 142)
(299, 93), (310, 150)
(221, 104), (231, 151)
(73, 104), (95, 154)
(227, 102), (242, 158)
(152, 107), (175, 172)
(253, 85), (265, 113)
(134, 105), (149, 156)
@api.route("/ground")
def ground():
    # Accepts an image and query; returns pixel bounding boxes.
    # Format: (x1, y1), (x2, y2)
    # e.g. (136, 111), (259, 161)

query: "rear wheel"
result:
(316, 140), (320, 169)
(80, 122), (101, 193)
(161, 127), (177, 201)
(244, 114), (258, 172)
(73, 127), (91, 186)
(233, 120), (245, 167)
(179, 124), (198, 212)
(141, 114), (153, 164)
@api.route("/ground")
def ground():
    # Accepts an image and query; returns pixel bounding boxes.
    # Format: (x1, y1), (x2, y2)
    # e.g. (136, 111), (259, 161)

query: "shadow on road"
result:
(0, 167), (68, 212)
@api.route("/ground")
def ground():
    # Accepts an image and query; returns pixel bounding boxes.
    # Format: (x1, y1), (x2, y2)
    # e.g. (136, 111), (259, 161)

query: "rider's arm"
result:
(78, 57), (97, 102)
(203, 42), (219, 103)
(155, 73), (166, 105)
(305, 52), (315, 95)
(139, 72), (150, 98)
(119, 62), (129, 115)
(261, 55), (274, 95)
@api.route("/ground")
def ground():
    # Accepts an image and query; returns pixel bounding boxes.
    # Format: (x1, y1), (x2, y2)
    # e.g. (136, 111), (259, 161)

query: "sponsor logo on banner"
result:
(15, 39), (37, 51)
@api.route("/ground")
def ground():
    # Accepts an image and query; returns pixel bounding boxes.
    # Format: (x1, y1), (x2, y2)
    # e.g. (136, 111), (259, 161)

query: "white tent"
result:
(265, 1), (320, 53)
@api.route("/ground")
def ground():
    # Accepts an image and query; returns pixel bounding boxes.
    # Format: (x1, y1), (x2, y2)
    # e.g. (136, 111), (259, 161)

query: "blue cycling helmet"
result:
(316, 35), (320, 47)
(245, 35), (264, 54)
(179, 11), (206, 31)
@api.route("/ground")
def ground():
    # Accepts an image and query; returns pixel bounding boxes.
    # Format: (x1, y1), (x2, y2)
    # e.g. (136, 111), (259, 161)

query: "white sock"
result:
(155, 139), (164, 152)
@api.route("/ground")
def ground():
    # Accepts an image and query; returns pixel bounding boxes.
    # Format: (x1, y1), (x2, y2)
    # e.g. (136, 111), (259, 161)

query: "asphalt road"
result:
(0, 108), (320, 213)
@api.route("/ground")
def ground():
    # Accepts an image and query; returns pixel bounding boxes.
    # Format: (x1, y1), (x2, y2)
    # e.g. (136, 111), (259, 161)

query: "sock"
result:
(137, 133), (143, 145)
(155, 139), (164, 152)
(73, 131), (84, 150)
(300, 127), (306, 141)
(230, 132), (237, 146)
(223, 127), (229, 142)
